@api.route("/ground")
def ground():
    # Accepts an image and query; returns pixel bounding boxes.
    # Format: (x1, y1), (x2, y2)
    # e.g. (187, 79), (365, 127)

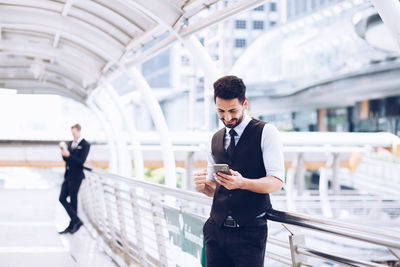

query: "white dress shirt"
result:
(206, 114), (285, 182)
(71, 137), (83, 149)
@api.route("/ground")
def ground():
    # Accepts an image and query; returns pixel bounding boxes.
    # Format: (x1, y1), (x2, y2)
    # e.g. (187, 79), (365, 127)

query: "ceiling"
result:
(0, 0), (247, 102)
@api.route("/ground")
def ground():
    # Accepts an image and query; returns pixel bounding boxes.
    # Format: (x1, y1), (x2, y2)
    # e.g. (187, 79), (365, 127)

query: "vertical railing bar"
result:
(114, 183), (131, 265)
(150, 193), (168, 267)
(130, 187), (148, 267)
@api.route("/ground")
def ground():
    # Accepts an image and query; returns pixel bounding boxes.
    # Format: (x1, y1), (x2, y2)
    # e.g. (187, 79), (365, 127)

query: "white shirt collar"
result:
(74, 137), (83, 145)
(225, 114), (251, 138)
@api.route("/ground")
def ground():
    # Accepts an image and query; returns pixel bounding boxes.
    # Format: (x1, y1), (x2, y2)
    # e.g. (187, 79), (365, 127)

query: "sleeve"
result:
(67, 142), (90, 166)
(62, 141), (72, 162)
(206, 140), (216, 181)
(261, 124), (285, 182)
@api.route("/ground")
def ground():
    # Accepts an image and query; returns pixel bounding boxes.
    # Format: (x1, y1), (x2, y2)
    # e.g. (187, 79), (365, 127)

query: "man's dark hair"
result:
(213, 75), (246, 104)
(71, 123), (81, 131)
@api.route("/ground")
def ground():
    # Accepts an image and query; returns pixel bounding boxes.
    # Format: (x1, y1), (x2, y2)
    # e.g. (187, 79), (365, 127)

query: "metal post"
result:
(129, 188), (147, 266)
(295, 153), (305, 195)
(83, 176), (96, 227)
(288, 230), (307, 267)
(331, 153), (340, 194)
(114, 183), (131, 265)
(92, 174), (106, 234)
(319, 168), (333, 218)
(184, 151), (195, 190)
(102, 180), (118, 251)
(285, 167), (297, 212)
(149, 193), (168, 267)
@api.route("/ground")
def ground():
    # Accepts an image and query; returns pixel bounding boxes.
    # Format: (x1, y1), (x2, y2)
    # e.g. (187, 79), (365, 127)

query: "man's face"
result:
(215, 97), (248, 128)
(71, 127), (81, 140)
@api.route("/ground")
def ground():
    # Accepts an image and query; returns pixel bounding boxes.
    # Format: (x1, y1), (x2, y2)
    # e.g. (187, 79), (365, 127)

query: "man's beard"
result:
(222, 113), (244, 128)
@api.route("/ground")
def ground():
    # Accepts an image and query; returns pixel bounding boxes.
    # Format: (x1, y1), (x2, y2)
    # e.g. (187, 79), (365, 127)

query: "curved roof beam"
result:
(0, 79), (85, 103)
(1, 5), (124, 60)
(124, 0), (268, 66)
(3, 23), (116, 62)
(72, 0), (152, 34)
(0, 0), (270, 103)
(123, 0), (183, 27)
(0, 68), (86, 96)
(1, 1), (143, 44)
(0, 55), (87, 90)
(0, 41), (102, 83)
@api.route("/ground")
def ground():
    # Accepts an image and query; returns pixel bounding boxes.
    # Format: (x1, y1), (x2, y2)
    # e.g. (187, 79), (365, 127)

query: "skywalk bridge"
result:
(1, 131), (400, 266)
(1, 0), (400, 266)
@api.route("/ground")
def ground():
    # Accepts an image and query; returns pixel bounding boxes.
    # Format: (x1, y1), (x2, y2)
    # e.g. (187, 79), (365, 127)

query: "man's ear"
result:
(243, 98), (248, 109)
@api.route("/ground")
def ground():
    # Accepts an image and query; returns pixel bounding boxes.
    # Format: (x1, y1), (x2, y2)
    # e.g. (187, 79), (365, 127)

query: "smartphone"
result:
(59, 141), (67, 151)
(213, 164), (230, 175)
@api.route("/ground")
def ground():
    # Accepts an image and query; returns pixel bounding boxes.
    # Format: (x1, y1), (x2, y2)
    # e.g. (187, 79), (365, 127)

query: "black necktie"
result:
(227, 129), (236, 159)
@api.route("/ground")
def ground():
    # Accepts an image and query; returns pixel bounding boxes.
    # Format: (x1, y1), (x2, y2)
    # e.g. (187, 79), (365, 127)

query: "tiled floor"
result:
(0, 188), (116, 267)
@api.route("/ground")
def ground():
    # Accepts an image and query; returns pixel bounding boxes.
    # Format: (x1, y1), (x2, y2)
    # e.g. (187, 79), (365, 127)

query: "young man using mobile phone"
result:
(194, 75), (284, 267)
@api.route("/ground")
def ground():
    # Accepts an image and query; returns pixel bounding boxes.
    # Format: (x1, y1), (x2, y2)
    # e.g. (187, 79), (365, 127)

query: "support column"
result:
(331, 153), (340, 194)
(295, 153), (305, 195)
(318, 109), (328, 132)
(93, 89), (132, 176)
(184, 151), (195, 190)
(128, 68), (177, 187)
(87, 97), (118, 173)
(104, 83), (145, 180)
(183, 35), (222, 131)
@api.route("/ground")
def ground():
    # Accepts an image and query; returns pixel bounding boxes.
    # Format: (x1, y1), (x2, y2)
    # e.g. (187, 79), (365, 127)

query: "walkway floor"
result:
(0, 188), (116, 267)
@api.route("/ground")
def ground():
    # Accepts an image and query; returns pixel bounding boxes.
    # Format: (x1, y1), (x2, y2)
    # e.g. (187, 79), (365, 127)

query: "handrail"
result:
(89, 167), (212, 205)
(82, 167), (400, 266)
(266, 209), (400, 250)
(297, 245), (386, 267)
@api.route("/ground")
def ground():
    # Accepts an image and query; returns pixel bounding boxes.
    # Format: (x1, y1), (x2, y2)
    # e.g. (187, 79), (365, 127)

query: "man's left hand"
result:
(61, 149), (70, 157)
(214, 170), (245, 190)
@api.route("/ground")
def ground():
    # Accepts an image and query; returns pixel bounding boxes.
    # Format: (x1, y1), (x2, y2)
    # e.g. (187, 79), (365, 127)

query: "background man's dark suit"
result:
(59, 138), (90, 233)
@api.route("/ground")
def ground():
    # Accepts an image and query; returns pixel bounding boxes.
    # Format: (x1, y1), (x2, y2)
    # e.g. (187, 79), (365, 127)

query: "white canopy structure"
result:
(1, 0), (399, 186)
(0, 0), (268, 101)
(0, 0), (267, 185)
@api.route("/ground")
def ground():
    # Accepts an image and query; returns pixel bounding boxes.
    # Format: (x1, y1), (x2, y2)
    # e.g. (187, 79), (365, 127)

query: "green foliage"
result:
(142, 167), (182, 188)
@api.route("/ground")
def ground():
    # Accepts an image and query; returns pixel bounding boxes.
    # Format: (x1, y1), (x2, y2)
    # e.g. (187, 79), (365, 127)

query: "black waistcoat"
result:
(210, 119), (272, 226)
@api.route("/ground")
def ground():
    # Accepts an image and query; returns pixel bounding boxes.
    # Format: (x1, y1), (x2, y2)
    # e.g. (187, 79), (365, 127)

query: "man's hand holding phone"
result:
(59, 141), (70, 157)
(213, 164), (245, 190)
(194, 169), (216, 197)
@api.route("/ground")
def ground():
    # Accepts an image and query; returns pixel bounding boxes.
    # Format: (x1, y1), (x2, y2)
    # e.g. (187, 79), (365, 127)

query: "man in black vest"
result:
(194, 76), (284, 267)
(58, 123), (90, 234)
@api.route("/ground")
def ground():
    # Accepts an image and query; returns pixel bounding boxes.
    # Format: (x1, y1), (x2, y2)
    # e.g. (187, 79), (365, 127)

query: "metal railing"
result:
(81, 167), (400, 267)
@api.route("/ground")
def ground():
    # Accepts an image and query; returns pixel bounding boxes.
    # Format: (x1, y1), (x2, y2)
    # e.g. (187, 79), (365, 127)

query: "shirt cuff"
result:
(267, 171), (285, 183)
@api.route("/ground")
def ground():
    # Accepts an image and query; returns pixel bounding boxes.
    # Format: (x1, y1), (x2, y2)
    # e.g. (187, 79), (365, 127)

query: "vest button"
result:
(228, 193), (232, 197)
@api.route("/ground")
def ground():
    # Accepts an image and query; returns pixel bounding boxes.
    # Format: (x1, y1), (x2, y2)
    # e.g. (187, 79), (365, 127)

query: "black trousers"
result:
(59, 178), (83, 224)
(203, 218), (268, 267)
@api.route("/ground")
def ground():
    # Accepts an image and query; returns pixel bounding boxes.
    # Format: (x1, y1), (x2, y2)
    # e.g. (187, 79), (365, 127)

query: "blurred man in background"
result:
(58, 123), (90, 234)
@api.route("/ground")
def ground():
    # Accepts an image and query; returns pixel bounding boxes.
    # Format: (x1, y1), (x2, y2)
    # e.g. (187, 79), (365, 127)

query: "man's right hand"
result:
(194, 169), (216, 197)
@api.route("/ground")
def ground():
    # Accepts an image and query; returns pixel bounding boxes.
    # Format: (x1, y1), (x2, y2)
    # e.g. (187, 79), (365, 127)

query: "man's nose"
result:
(224, 113), (232, 121)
